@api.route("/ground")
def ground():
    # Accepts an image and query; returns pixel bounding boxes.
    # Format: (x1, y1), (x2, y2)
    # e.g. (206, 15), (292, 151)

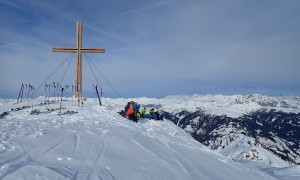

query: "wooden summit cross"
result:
(53, 21), (105, 98)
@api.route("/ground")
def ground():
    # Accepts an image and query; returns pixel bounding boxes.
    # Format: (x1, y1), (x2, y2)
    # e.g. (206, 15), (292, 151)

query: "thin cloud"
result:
(119, 0), (177, 16)
(0, 0), (30, 12)
(0, 38), (37, 48)
(84, 24), (130, 44)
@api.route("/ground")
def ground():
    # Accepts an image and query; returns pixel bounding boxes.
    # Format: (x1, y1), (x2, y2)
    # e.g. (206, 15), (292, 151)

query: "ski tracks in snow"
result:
(72, 106), (116, 180)
(73, 122), (83, 156)
(93, 120), (115, 180)
(0, 119), (115, 179)
(74, 127), (113, 180)
(0, 134), (67, 179)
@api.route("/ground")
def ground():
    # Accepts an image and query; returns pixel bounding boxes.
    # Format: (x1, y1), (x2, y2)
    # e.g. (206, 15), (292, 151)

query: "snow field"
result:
(0, 98), (276, 179)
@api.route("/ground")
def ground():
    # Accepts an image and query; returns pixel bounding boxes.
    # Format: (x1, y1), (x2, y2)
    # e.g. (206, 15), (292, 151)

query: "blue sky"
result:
(1, 0), (300, 98)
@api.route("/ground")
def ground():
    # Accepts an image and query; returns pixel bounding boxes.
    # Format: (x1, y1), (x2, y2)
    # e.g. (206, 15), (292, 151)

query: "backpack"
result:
(124, 102), (131, 114)
(126, 105), (134, 116)
(135, 112), (141, 119)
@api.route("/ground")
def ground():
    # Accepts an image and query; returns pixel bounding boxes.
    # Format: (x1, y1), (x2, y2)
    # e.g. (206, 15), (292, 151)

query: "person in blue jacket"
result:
(133, 102), (140, 114)
(148, 108), (157, 120)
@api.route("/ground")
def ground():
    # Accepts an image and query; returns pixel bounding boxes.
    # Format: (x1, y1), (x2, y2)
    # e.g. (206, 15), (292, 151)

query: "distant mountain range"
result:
(127, 94), (300, 166)
(162, 108), (299, 165)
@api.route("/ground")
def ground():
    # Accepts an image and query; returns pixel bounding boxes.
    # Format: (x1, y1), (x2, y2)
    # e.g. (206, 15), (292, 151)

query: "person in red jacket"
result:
(125, 102), (138, 122)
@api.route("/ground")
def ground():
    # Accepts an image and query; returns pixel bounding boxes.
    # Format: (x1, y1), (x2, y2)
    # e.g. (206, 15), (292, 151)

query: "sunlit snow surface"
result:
(0, 97), (297, 179)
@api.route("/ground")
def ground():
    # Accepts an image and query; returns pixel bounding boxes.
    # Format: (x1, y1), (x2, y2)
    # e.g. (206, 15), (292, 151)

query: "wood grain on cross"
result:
(53, 21), (105, 98)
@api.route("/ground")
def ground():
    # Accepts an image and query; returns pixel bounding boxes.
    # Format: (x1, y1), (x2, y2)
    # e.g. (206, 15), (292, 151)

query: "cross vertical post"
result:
(76, 21), (82, 98)
(52, 21), (105, 98)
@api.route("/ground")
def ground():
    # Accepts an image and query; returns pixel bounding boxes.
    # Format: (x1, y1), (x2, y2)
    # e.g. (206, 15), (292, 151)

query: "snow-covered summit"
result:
(0, 98), (275, 179)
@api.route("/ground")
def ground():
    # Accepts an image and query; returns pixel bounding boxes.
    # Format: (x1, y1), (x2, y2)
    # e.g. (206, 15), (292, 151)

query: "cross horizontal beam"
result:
(52, 47), (105, 53)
